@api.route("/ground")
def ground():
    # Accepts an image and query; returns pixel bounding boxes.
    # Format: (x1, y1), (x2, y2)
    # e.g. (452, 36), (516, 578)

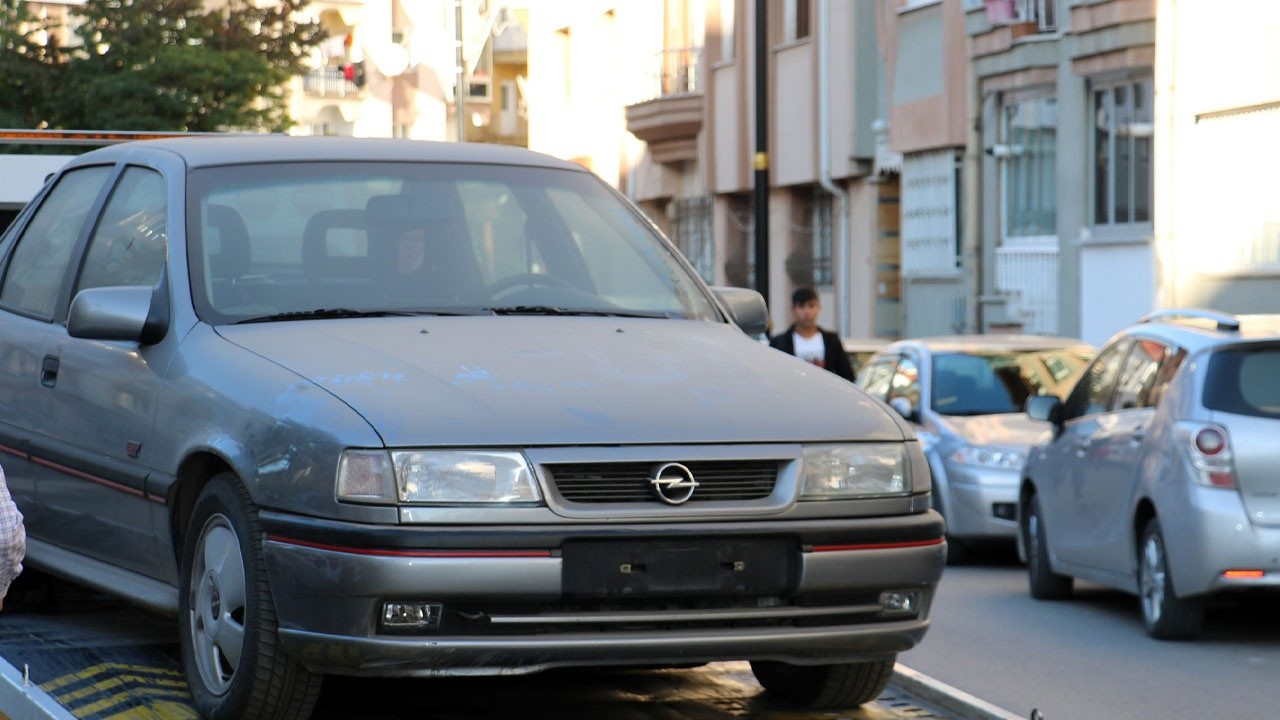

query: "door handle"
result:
(41, 354), (59, 388)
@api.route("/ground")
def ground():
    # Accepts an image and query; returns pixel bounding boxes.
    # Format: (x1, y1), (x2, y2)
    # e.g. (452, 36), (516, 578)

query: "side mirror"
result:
(711, 286), (769, 338)
(888, 396), (918, 423)
(1025, 394), (1064, 427)
(68, 283), (169, 345)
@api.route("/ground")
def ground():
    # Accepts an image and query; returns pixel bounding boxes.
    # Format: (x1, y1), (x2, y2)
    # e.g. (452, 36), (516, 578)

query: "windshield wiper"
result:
(483, 305), (670, 318)
(235, 308), (464, 324)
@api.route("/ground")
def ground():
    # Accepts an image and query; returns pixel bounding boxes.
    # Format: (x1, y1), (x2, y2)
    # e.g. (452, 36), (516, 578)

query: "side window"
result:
(1146, 346), (1187, 408)
(1064, 340), (1129, 419)
(1112, 339), (1166, 410)
(77, 167), (168, 293)
(0, 166), (113, 317)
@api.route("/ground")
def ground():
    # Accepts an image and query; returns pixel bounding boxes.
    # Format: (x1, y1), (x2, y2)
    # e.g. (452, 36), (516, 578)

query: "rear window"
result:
(1203, 345), (1280, 419)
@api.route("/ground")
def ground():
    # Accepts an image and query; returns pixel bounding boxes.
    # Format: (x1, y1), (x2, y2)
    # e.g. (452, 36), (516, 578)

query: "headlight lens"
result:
(395, 449), (540, 503)
(337, 449), (541, 504)
(949, 445), (1025, 470)
(800, 443), (909, 499)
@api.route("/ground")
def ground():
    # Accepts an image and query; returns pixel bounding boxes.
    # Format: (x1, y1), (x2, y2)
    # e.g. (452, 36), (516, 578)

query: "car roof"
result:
(882, 334), (1093, 354)
(1120, 310), (1280, 351)
(842, 337), (890, 352)
(66, 135), (588, 172)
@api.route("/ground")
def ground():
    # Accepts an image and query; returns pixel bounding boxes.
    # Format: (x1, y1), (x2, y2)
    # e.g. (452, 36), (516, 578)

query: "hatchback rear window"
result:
(1203, 345), (1280, 418)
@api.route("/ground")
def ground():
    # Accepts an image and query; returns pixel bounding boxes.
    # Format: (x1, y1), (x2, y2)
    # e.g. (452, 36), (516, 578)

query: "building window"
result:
(672, 196), (714, 283)
(724, 193), (755, 288)
(1093, 77), (1153, 226)
(783, 0), (810, 41)
(786, 187), (833, 289)
(1001, 93), (1057, 239)
(719, 0), (735, 61)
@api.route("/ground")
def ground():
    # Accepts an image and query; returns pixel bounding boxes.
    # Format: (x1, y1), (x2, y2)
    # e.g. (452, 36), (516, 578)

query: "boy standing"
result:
(769, 286), (855, 382)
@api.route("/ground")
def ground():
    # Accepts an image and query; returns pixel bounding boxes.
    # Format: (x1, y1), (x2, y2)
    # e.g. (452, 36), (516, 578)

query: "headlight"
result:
(800, 443), (909, 499)
(337, 449), (541, 504)
(949, 445), (1025, 470)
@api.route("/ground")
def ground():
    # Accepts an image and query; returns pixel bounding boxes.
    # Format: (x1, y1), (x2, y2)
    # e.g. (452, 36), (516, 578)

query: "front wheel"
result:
(1138, 517), (1204, 640)
(750, 659), (894, 709)
(179, 473), (323, 720)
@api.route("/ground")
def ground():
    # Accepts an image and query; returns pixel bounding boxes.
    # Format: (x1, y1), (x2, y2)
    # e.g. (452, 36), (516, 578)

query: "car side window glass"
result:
(76, 167), (168, 294)
(0, 165), (113, 317)
(1145, 346), (1186, 408)
(1112, 340), (1166, 410)
(888, 355), (921, 409)
(1064, 340), (1128, 419)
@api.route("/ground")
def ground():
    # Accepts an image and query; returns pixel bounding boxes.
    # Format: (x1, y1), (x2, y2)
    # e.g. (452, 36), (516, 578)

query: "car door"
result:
(1074, 338), (1176, 573)
(29, 165), (172, 579)
(1036, 339), (1129, 567)
(0, 164), (116, 533)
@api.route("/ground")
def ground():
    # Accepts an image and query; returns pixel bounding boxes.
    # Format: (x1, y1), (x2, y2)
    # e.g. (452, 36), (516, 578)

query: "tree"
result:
(0, 0), (69, 129)
(22, 0), (325, 132)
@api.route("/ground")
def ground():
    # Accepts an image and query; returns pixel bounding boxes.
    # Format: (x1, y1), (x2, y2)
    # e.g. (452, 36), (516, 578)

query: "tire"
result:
(1025, 494), (1073, 599)
(750, 659), (894, 709)
(1138, 517), (1204, 640)
(179, 473), (323, 720)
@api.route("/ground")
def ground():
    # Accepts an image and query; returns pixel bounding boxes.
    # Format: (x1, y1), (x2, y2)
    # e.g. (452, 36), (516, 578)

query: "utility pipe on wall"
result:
(817, 0), (852, 338)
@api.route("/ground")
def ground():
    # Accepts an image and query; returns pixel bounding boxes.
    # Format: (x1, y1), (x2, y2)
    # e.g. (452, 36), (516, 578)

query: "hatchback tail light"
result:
(1175, 421), (1236, 488)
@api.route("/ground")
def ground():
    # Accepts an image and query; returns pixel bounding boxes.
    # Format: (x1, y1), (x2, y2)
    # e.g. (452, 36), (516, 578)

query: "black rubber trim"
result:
(259, 510), (945, 552)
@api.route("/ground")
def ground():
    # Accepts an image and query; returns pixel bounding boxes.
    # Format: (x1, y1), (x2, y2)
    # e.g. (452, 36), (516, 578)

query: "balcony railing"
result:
(985, 0), (1056, 32)
(302, 68), (360, 98)
(634, 47), (702, 104)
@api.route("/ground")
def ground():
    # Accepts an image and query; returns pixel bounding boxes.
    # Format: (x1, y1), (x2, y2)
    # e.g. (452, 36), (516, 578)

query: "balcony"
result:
(624, 47), (703, 164)
(302, 68), (362, 98)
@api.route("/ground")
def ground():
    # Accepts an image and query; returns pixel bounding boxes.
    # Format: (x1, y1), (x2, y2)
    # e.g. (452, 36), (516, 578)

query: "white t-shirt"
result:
(792, 332), (826, 369)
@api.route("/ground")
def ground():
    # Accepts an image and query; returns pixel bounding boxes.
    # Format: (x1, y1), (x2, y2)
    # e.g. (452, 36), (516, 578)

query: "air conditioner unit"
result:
(467, 77), (492, 101)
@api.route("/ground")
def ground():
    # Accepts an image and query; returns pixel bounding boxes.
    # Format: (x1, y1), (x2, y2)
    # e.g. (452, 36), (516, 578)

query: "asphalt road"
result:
(0, 570), (997, 720)
(899, 545), (1280, 720)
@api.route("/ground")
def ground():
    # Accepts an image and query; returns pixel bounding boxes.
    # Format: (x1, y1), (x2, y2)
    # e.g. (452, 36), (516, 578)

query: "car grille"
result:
(546, 460), (779, 503)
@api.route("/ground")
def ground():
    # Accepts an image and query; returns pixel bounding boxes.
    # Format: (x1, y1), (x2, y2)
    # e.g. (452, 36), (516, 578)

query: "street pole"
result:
(752, 0), (770, 305)
(455, 0), (466, 143)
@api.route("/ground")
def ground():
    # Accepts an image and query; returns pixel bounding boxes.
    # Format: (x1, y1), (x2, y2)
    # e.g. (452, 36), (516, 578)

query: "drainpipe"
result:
(818, 0), (852, 338)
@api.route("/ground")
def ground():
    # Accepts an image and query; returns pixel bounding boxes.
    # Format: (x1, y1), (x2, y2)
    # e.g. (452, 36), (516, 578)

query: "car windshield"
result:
(932, 347), (1092, 416)
(186, 162), (719, 324)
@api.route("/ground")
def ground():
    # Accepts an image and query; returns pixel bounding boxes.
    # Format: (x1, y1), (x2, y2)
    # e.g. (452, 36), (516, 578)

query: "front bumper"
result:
(940, 463), (1019, 539)
(260, 511), (946, 676)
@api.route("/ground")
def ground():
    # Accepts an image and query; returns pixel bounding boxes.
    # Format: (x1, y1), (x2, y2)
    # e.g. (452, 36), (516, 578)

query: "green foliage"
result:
(0, 0), (69, 128)
(2, 0), (325, 132)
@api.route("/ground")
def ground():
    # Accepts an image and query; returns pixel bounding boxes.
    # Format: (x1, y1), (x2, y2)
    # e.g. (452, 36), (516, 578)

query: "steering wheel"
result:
(484, 273), (574, 301)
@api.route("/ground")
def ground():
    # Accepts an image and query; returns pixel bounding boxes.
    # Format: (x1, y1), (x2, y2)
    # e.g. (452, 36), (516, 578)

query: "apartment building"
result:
(907, 0), (1279, 346)
(292, 0), (527, 144)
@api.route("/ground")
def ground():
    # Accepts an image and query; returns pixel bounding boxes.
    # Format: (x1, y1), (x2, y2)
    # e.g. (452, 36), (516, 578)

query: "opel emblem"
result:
(649, 462), (698, 505)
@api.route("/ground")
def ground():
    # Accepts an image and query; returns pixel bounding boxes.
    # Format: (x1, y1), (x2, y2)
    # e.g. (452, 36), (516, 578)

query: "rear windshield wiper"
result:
(483, 305), (671, 318)
(235, 308), (466, 324)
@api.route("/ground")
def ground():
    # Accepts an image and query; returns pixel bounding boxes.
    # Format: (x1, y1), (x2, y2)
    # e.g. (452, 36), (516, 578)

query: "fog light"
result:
(382, 602), (442, 630)
(879, 590), (919, 616)
(992, 502), (1016, 520)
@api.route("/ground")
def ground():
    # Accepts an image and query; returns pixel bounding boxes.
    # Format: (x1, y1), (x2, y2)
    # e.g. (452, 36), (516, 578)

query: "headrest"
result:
(365, 192), (459, 233)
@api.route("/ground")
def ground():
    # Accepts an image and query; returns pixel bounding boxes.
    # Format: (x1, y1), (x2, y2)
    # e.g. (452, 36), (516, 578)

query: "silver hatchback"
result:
(857, 336), (1094, 562)
(1020, 309), (1280, 639)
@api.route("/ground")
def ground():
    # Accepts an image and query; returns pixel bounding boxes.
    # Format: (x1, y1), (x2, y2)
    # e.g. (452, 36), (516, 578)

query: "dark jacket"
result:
(769, 326), (855, 382)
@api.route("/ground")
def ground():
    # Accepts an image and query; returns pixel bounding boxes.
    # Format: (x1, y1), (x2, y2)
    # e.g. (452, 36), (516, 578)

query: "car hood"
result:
(216, 317), (905, 447)
(932, 412), (1051, 449)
